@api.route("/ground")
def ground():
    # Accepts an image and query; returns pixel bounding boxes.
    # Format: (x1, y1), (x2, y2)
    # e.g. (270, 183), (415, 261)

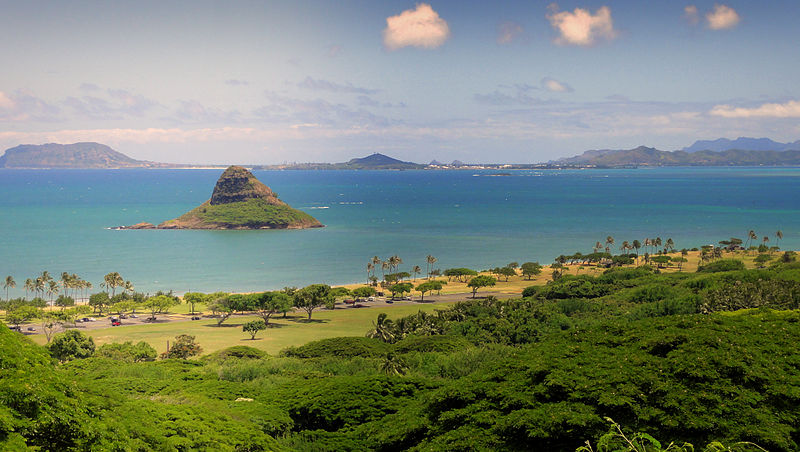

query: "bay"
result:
(1, 167), (798, 297)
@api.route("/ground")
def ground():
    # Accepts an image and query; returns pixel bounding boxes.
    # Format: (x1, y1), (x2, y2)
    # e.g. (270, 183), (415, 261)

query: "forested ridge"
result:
(3, 259), (800, 451)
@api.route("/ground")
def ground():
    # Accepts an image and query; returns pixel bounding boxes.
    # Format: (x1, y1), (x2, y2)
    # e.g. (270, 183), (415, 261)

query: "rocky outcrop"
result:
(121, 166), (322, 230)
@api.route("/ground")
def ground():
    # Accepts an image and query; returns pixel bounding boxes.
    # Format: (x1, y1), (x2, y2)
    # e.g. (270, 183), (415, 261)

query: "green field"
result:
(29, 301), (455, 355)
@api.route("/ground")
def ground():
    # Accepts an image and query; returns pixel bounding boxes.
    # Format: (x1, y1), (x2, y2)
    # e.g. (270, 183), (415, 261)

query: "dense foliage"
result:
(1, 260), (798, 450)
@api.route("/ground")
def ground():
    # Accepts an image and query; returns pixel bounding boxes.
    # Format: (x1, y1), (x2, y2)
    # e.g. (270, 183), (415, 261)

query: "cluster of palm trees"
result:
(365, 254), (439, 285)
(593, 236), (676, 261)
(744, 229), (783, 252)
(2, 271), (134, 304)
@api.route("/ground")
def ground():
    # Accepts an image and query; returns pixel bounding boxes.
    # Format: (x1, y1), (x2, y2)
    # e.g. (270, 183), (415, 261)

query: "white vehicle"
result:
(368, 297), (375, 301)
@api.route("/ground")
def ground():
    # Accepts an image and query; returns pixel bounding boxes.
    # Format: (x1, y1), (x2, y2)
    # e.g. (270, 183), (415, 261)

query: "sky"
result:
(0, 0), (799, 164)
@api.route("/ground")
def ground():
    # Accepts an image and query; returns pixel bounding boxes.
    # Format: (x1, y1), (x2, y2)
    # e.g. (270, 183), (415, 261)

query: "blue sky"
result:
(1, 0), (799, 164)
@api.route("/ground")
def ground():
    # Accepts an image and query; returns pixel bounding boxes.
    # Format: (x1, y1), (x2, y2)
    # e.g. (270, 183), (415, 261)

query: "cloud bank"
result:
(383, 3), (450, 50)
(547, 4), (616, 46)
(710, 100), (800, 118)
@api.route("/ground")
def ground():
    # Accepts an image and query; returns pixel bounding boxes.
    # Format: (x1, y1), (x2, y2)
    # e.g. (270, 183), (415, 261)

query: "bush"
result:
(521, 286), (539, 298)
(281, 336), (391, 359)
(394, 335), (471, 354)
(161, 334), (202, 359)
(697, 259), (745, 273)
(47, 330), (95, 362)
(95, 341), (156, 362)
(210, 345), (268, 360)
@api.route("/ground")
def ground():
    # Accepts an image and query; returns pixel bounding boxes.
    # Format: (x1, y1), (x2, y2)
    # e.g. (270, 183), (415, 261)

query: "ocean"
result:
(1, 167), (798, 297)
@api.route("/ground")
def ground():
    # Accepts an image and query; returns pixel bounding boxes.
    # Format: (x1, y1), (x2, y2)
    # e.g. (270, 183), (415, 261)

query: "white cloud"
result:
(297, 77), (379, 95)
(706, 4), (739, 30)
(684, 5), (699, 25)
(547, 4), (616, 46)
(710, 100), (800, 118)
(0, 91), (15, 109)
(383, 3), (450, 50)
(541, 77), (573, 93)
(497, 21), (524, 45)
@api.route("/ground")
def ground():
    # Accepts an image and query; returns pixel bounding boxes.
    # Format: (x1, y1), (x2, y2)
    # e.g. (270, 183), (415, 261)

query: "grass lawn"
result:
(28, 301), (456, 356)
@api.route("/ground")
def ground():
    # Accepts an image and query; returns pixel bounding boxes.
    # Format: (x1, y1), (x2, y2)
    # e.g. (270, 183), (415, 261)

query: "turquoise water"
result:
(1, 167), (798, 297)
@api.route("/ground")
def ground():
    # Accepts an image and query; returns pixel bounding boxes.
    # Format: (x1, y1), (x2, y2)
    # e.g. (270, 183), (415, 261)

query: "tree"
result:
(142, 295), (178, 321)
(162, 334), (202, 359)
(88, 292), (110, 315)
(110, 300), (138, 319)
(251, 291), (292, 324)
(521, 262), (543, 280)
(3, 276), (15, 301)
(207, 294), (248, 326)
(412, 265), (422, 281)
(605, 236), (614, 254)
(40, 311), (66, 343)
(54, 295), (75, 310)
(632, 240), (641, 261)
(242, 320), (267, 340)
(23, 278), (34, 300)
(102, 272), (125, 297)
(389, 282), (413, 300)
(5, 305), (40, 330)
(493, 266), (516, 282)
(293, 284), (333, 320)
(352, 286), (377, 299)
(381, 353), (407, 375)
(183, 292), (206, 315)
(366, 313), (395, 343)
(416, 281), (438, 301)
(426, 255), (438, 278)
(776, 230), (783, 249)
(47, 329), (95, 363)
(467, 275), (497, 298)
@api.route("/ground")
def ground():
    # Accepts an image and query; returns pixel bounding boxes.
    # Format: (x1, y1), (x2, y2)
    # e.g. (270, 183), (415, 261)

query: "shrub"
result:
(697, 259), (745, 273)
(394, 335), (471, 354)
(161, 334), (202, 359)
(47, 330), (95, 363)
(281, 336), (391, 359)
(95, 341), (156, 362)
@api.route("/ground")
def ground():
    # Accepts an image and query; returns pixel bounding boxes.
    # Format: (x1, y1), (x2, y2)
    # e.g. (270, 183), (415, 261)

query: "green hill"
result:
(156, 165), (322, 229)
(557, 145), (800, 167)
(0, 142), (173, 168)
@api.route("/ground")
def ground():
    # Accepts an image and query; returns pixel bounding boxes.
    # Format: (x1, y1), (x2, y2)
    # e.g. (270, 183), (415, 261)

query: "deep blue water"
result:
(1, 167), (798, 297)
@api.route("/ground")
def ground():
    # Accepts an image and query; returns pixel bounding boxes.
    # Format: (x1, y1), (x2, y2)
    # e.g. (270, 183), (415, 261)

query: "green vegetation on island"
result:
(127, 165), (322, 229)
(0, 142), (181, 169)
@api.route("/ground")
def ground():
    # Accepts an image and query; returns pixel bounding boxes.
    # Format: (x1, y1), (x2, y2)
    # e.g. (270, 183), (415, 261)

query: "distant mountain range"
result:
(555, 145), (800, 167)
(256, 153), (424, 170)
(0, 142), (182, 169)
(682, 137), (800, 153)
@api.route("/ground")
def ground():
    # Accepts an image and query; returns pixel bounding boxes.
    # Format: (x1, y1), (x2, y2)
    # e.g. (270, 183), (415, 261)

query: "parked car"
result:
(191, 316), (201, 320)
(368, 296), (375, 302)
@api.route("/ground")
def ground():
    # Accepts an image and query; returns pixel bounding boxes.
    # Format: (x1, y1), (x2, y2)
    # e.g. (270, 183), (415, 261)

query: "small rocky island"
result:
(120, 166), (322, 230)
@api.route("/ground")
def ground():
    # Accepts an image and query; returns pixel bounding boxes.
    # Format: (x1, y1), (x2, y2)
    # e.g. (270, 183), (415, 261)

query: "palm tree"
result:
(24, 278), (34, 300)
(605, 236), (614, 254)
(762, 236), (769, 249)
(366, 262), (375, 284)
(34, 277), (45, 300)
(665, 238), (675, 254)
(412, 265), (421, 281)
(655, 237), (662, 253)
(102, 272), (125, 297)
(620, 241), (630, 255)
(632, 240), (641, 262)
(124, 280), (135, 296)
(380, 261), (389, 282)
(366, 313), (395, 343)
(3, 276), (15, 301)
(776, 230), (783, 249)
(47, 280), (59, 304)
(426, 255), (437, 279)
(745, 230), (756, 250)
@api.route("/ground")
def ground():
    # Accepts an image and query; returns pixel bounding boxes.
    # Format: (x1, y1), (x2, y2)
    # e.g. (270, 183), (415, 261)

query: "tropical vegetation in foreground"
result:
(2, 250), (798, 450)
